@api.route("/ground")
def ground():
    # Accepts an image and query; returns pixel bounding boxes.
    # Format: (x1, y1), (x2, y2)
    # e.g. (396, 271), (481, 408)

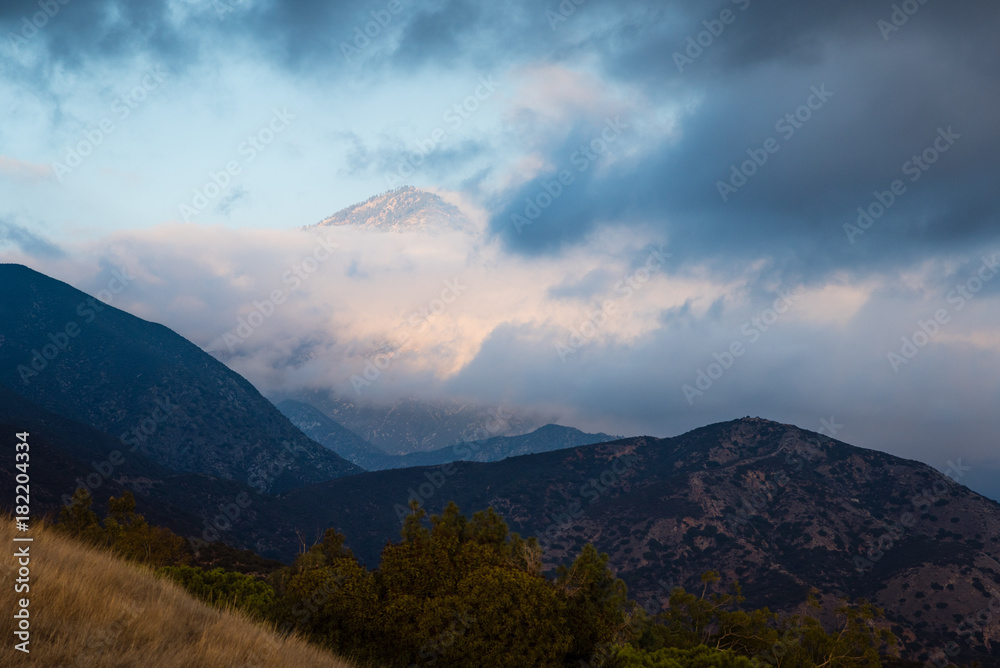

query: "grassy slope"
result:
(0, 516), (354, 667)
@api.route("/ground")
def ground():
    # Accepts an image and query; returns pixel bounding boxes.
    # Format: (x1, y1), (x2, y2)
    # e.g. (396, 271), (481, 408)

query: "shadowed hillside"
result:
(0, 264), (360, 493)
(0, 516), (353, 668)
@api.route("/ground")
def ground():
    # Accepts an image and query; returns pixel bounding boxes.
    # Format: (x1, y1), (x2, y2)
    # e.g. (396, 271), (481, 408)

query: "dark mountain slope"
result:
(0, 264), (360, 492)
(276, 399), (392, 470)
(0, 381), (220, 536)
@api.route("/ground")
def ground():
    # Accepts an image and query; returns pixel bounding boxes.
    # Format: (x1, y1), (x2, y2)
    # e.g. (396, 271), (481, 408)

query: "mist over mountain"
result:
(285, 389), (545, 455)
(275, 399), (393, 470)
(2, 264), (998, 664)
(278, 398), (616, 470)
(6, 192), (1000, 496)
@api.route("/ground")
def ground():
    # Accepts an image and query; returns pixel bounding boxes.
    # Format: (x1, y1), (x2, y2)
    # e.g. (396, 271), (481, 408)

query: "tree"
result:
(57, 488), (104, 544)
(633, 573), (897, 668)
(157, 565), (276, 619)
(617, 644), (758, 667)
(556, 542), (636, 663)
(103, 491), (190, 566)
(58, 489), (189, 567)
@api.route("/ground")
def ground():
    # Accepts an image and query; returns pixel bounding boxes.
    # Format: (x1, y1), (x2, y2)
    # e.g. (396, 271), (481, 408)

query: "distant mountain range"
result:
(275, 399), (395, 470)
(2, 262), (999, 665)
(278, 398), (616, 470)
(284, 389), (544, 454)
(311, 186), (469, 232)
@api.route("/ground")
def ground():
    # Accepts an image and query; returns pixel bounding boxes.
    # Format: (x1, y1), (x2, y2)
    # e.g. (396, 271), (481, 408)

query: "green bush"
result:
(157, 565), (276, 619)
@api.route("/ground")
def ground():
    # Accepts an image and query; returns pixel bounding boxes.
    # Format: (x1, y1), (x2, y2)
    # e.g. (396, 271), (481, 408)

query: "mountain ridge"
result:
(274, 417), (1000, 664)
(0, 263), (361, 493)
(278, 398), (618, 470)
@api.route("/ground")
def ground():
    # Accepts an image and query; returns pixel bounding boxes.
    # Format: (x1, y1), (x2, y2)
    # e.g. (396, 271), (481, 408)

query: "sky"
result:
(2, 0), (999, 497)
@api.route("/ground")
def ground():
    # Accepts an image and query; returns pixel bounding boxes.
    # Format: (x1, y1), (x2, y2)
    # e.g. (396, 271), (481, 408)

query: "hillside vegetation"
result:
(9, 489), (984, 667)
(0, 514), (353, 668)
(54, 490), (915, 667)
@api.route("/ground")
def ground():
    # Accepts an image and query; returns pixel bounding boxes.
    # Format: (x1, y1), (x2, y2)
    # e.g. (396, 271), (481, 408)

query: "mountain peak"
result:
(311, 186), (468, 232)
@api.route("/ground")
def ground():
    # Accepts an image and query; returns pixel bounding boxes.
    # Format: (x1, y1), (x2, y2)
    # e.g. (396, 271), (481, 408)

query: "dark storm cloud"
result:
(1, 0), (543, 77)
(2, 0), (191, 70)
(488, 0), (1000, 284)
(391, 0), (482, 67)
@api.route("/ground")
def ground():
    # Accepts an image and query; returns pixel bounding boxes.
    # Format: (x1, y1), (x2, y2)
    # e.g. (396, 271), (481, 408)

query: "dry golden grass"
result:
(0, 515), (356, 667)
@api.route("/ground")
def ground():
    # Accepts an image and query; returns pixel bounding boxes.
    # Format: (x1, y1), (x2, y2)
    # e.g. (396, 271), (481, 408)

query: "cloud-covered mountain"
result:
(275, 399), (393, 470)
(278, 397), (616, 470)
(312, 186), (470, 232)
(285, 390), (544, 455)
(3, 189), (999, 503)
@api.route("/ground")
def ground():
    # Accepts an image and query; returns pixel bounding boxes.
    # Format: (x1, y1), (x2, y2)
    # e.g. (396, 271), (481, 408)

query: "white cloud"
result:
(6, 199), (1000, 474)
